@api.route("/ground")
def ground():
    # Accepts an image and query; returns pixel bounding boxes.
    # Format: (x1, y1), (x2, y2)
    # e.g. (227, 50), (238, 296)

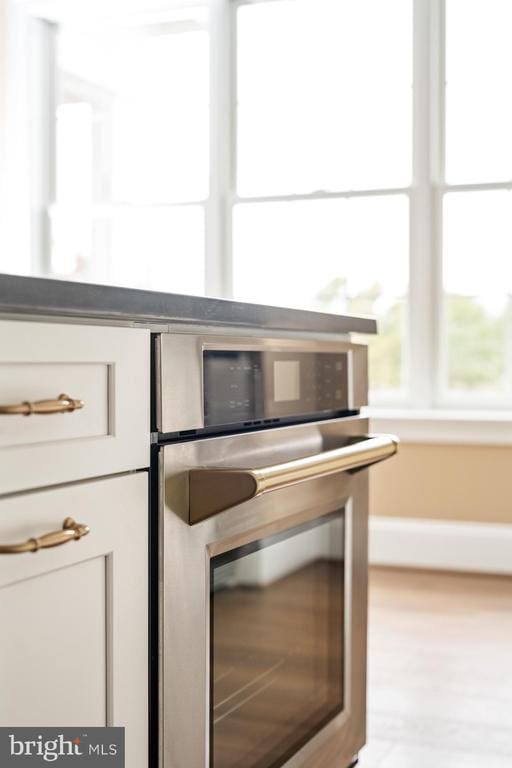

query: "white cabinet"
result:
(0, 320), (150, 494)
(0, 472), (148, 768)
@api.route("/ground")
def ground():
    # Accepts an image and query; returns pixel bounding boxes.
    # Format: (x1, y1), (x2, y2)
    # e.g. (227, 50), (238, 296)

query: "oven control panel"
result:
(157, 333), (367, 435)
(203, 350), (350, 428)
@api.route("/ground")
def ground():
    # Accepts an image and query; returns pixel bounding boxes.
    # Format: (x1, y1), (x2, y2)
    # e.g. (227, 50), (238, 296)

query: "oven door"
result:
(160, 416), (397, 768)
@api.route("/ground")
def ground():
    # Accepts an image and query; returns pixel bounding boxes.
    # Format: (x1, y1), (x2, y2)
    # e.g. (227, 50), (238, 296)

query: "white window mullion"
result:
(0, 0), (7, 252)
(408, 0), (440, 408)
(205, 0), (235, 299)
(445, 180), (512, 194)
(233, 187), (411, 206)
(29, 17), (57, 277)
(430, 0), (446, 407)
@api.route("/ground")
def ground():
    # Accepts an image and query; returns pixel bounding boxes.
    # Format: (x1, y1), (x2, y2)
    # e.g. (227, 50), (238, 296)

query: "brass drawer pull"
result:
(0, 393), (84, 416)
(0, 517), (90, 554)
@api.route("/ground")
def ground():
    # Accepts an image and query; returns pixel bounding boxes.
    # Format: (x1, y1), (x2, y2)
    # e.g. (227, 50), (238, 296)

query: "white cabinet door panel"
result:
(0, 472), (148, 768)
(1, 362), (109, 447)
(1, 556), (107, 726)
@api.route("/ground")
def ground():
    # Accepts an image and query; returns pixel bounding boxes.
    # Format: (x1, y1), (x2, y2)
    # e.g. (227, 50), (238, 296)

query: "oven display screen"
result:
(203, 350), (349, 427)
(210, 510), (345, 768)
(273, 360), (300, 402)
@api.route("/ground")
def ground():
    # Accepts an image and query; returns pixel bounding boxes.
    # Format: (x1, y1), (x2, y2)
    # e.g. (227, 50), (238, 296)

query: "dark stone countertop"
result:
(0, 274), (377, 335)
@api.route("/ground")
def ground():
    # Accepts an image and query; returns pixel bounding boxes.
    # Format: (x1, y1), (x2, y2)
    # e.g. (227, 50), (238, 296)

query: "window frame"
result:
(30, 4), (211, 291)
(209, 0), (512, 415)
(27, 0), (512, 424)
(209, 0), (414, 408)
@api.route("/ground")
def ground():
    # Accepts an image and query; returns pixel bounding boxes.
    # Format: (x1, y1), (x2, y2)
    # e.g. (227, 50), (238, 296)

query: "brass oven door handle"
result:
(189, 433), (399, 523)
(0, 393), (84, 416)
(0, 517), (90, 554)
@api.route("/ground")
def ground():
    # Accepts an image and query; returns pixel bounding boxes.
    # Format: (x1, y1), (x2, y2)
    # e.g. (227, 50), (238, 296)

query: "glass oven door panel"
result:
(210, 511), (345, 768)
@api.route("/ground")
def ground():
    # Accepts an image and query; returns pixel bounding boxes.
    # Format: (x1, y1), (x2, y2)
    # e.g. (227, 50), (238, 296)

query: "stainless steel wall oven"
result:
(154, 332), (397, 768)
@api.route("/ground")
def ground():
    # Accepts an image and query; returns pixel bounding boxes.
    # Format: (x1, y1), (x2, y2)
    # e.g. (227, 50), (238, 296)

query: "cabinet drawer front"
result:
(0, 320), (150, 493)
(0, 473), (148, 768)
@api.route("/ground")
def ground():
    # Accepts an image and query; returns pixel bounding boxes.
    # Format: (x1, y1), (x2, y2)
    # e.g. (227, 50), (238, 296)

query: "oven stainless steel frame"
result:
(160, 420), (397, 768)
(157, 333), (397, 768)
(155, 334), (369, 435)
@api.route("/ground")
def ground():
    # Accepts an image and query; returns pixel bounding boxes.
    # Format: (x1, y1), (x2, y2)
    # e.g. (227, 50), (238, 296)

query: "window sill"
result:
(364, 407), (512, 446)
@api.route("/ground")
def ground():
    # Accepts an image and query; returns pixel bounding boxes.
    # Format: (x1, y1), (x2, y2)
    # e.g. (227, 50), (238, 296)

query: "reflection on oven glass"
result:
(210, 511), (345, 768)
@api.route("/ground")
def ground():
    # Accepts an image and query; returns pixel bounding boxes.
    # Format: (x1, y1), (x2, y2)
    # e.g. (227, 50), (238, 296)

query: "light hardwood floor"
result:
(359, 567), (512, 768)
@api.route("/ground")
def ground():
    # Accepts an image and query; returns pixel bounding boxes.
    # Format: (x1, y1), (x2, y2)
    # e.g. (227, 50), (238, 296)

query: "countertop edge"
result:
(0, 274), (378, 335)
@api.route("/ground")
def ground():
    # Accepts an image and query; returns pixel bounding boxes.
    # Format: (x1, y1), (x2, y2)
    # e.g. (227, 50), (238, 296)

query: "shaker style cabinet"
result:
(0, 319), (151, 768)
(0, 320), (150, 495)
(0, 473), (149, 768)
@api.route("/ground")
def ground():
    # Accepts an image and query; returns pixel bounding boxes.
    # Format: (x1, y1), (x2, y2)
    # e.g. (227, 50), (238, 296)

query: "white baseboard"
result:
(369, 516), (512, 575)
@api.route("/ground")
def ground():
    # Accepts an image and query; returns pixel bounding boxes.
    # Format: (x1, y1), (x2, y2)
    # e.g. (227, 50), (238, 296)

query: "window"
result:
(4, 0), (512, 409)
(233, 0), (412, 400)
(442, 0), (512, 405)
(36, 5), (209, 294)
